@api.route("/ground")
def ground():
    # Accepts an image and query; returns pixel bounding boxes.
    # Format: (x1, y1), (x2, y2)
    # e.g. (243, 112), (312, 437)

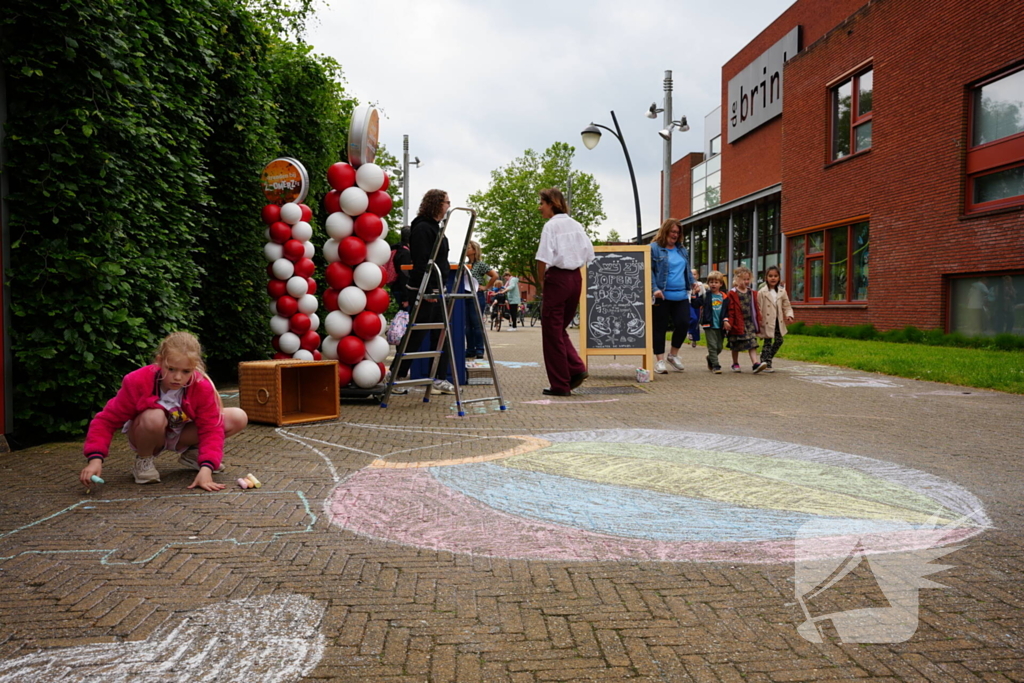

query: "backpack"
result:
(383, 249), (399, 285)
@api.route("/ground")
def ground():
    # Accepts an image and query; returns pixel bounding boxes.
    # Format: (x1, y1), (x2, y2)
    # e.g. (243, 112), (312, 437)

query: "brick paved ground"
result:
(1, 325), (1022, 682)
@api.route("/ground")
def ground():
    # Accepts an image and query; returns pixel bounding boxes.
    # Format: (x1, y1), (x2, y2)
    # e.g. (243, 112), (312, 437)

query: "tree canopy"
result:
(468, 143), (605, 292)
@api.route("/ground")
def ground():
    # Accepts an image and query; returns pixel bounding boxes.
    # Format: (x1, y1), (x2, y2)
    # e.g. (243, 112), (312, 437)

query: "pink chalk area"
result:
(328, 469), (977, 564)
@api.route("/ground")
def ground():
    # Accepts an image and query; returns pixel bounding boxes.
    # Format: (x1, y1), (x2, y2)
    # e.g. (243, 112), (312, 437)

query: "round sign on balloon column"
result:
(347, 105), (380, 167)
(260, 157), (309, 205)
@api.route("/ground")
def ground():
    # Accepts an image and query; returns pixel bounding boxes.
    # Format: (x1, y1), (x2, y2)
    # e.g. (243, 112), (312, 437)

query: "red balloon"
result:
(283, 239), (305, 261)
(366, 190), (393, 217)
(271, 335), (282, 352)
(354, 213), (384, 242)
(327, 162), (356, 192)
(289, 313), (311, 335)
(298, 203), (313, 222)
(376, 362), (387, 381)
(269, 221), (292, 244)
(353, 310), (383, 340)
(274, 352), (292, 360)
(300, 330), (321, 351)
(325, 262), (354, 290)
(324, 190), (342, 215)
(338, 236), (368, 266)
(312, 350), (322, 361)
(268, 279), (287, 299)
(293, 257), (316, 279)
(261, 204), (282, 224)
(266, 263), (276, 278)
(337, 335), (366, 365)
(337, 362), (353, 387)
(364, 287), (390, 314)
(276, 294), (299, 317)
(324, 288), (340, 312)
(306, 277), (318, 296)
(380, 174), (390, 192)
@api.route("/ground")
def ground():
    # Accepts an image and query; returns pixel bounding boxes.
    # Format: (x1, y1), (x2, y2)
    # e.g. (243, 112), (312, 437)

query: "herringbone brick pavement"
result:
(1, 325), (1022, 682)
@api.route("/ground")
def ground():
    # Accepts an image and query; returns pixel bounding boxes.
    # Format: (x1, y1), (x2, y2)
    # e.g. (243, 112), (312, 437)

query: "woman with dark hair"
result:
(534, 187), (594, 396)
(650, 218), (694, 374)
(398, 189), (455, 394)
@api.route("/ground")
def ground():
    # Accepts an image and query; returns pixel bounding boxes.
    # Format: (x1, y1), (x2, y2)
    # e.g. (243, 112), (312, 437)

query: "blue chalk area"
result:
(430, 463), (926, 543)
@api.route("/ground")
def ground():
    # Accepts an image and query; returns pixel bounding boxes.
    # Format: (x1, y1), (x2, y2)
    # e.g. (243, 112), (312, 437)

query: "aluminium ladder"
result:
(380, 206), (507, 416)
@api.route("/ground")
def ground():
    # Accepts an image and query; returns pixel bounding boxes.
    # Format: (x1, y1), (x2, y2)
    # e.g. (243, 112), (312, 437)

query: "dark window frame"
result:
(831, 67), (874, 161)
(966, 64), (1024, 213)
(789, 222), (869, 305)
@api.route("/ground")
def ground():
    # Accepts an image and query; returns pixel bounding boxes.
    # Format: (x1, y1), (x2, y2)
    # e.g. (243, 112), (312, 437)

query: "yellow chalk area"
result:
(505, 447), (964, 525)
(368, 435), (550, 469)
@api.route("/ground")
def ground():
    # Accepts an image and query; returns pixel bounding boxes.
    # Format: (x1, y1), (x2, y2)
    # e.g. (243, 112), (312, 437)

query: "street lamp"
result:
(581, 111), (642, 243)
(401, 134), (422, 227)
(648, 70), (688, 222)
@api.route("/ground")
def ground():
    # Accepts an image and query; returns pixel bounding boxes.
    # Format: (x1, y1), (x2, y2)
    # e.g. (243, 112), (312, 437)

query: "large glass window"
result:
(690, 151), (722, 215)
(967, 66), (1024, 212)
(949, 273), (1024, 337)
(832, 68), (873, 160)
(694, 224), (709, 278)
(711, 217), (729, 273)
(732, 211), (752, 272)
(757, 201), (780, 285)
(789, 222), (868, 304)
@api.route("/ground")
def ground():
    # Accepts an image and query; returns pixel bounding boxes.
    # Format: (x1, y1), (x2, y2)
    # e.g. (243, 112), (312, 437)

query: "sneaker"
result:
(765, 364), (775, 373)
(713, 366), (723, 374)
(752, 362), (767, 374)
(707, 360), (714, 371)
(178, 449), (225, 473)
(691, 340), (698, 348)
(731, 364), (741, 373)
(654, 360), (668, 374)
(432, 379), (456, 394)
(666, 355), (684, 372)
(132, 456), (161, 484)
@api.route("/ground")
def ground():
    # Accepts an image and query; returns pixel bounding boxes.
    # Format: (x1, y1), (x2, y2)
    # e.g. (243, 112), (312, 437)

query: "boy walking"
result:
(693, 270), (730, 373)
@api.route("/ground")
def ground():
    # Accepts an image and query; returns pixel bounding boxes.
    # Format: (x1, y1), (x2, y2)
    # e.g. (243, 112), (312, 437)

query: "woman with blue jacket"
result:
(650, 218), (695, 374)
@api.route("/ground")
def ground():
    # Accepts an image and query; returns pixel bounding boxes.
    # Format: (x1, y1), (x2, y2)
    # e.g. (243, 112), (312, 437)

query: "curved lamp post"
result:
(581, 111), (642, 243)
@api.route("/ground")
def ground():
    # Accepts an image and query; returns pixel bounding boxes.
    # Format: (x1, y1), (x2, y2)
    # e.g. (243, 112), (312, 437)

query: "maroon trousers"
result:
(541, 267), (587, 392)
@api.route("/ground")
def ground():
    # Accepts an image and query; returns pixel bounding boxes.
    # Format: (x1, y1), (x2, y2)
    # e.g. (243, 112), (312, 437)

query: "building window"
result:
(949, 273), (1023, 337)
(756, 201), (781, 285)
(711, 216), (729, 274)
(967, 66), (1024, 212)
(732, 211), (752, 272)
(691, 154), (722, 215)
(832, 68), (873, 160)
(789, 222), (868, 303)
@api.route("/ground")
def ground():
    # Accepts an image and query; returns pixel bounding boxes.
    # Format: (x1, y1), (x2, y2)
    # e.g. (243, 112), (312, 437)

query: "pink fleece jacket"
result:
(83, 364), (225, 470)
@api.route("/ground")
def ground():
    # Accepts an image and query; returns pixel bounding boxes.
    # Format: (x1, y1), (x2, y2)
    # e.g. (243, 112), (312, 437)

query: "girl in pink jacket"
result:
(79, 332), (247, 492)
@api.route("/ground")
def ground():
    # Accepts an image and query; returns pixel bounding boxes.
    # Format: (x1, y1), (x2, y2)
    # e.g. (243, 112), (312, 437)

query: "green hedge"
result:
(787, 322), (1024, 351)
(1, 0), (360, 443)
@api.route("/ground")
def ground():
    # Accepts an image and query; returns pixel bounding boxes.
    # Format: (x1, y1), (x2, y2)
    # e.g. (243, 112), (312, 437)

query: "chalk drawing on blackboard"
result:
(586, 252), (647, 349)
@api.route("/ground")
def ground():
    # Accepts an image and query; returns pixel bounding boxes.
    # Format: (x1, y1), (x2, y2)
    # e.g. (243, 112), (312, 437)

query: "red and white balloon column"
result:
(320, 161), (394, 388)
(262, 200), (322, 361)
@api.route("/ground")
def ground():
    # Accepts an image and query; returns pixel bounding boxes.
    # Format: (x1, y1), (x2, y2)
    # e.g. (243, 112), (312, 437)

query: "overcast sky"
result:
(306, 0), (794, 249)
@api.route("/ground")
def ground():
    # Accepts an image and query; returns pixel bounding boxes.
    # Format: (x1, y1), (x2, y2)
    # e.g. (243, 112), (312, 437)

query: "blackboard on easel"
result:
(579, 246), (654, 372)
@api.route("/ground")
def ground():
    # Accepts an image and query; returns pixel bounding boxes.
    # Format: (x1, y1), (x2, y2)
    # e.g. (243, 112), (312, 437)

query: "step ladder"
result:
(381, 206), (507, 416)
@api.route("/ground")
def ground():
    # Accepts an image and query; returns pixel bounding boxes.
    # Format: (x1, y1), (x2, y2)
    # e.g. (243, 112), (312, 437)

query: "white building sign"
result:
(727, 27), (800, 143)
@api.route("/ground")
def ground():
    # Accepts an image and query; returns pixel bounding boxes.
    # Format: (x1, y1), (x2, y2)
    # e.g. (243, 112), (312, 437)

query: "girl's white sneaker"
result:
(666, 355), (684, 371)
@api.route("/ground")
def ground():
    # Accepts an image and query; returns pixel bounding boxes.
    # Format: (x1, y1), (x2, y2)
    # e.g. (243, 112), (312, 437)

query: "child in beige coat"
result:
(757, 265), (795, 372)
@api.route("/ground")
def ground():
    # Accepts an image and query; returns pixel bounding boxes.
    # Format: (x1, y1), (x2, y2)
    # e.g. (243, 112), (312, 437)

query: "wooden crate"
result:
(238, 360), (339, 426)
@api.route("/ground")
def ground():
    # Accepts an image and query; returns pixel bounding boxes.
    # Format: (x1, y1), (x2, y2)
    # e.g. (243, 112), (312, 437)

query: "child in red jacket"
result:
(79, 332), (248, 491)
(725, 266), (768, 373)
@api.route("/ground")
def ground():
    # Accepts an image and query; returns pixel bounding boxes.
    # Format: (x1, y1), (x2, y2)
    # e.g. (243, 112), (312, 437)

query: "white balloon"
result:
(271, 257), (294, 280)
(280, 202), (302, 225)
(325, 310), (353, 338)
(365, 238), (391, 266)
(293, 349), (314, 361)
(264, 242), (284, 262)
(352, 359), (383, 388)
(279, 331), (301, 354)
(321, 336), (340, 359)
(307, 312), (320, 332)
(323, 238), (340, 263)
(355, 163), (385, 193)
(354, 261), (383, 290)
(364, 335), (389, 363)
(269, 315), (290, 336)
(340, 186), (368, 216)
(338, 286), (367, 315)
(268, 300), (278, 316)
(264, 227), (271, 241)
(298, 293), (318, 315)
(379, 217), (390, 235)
(290, 221), (313, 242)
(286, 276), (309, 298)
(378, 313), (389, 336)
(325, 212), (354, 240)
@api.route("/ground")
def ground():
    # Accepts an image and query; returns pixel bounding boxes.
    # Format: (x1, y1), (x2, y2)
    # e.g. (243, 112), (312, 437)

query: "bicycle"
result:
(489, 302), (503, 331)
(527, 299), (542, 327)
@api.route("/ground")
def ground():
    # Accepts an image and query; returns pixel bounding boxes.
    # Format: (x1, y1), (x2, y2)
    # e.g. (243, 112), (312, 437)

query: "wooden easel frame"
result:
(579, 245), (655, 374)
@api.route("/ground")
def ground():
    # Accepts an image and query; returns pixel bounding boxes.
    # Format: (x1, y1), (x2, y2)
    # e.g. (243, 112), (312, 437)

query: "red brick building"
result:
(666, 0), (1024, 335)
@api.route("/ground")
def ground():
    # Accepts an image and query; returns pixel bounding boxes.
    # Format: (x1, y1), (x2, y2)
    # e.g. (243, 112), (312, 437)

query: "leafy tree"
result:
(605, 229), (623, 244)
(468, 142), (604, 292)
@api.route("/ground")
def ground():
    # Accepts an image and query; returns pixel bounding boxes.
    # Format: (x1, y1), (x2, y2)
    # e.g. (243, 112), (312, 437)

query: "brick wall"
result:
(720, 0), (868, 203)
(782, 0), (1024, 331)
(669, 152), (703, 220)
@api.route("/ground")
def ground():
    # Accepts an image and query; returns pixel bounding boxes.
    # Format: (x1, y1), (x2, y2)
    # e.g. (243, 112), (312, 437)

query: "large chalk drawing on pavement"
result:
(327, 429), (989, 564)
(0, 594), (325, 683)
